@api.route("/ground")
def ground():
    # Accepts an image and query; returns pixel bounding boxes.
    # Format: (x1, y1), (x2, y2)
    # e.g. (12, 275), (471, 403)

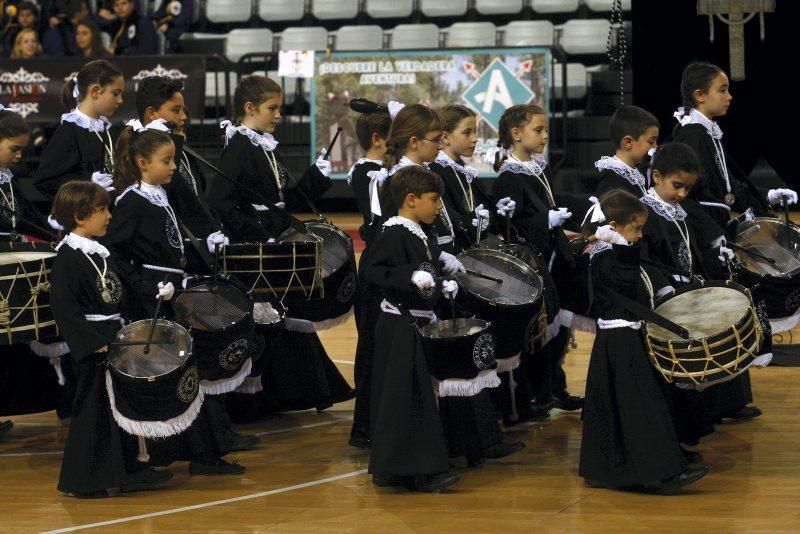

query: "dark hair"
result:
(75, 20), (108, 59)
(61, 59), (123, 110)
(17, 1), (39, 18)
(650, 142), (701, 178)
(64, 0), (88, 18)
(390, 166), (443, 210)
(355, 112), (391, 152)
(0, 109), (30, 140)
(680, 61), (725, 111)
(438, 104), (476, 133)
(51, 181), (111, 233)
(494, 104), (545, 171)
(232, 75), (281, 124)
(136, 76), (184, 121)
(608, 105), (659, 147)
(384, 104), (444, 169)
(113, 127), (174, 190)
(600, 189), (648, 227)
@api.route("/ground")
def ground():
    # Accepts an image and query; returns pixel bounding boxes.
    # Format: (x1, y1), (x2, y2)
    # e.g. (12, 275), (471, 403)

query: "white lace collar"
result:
(61, 108), (111, 133)
(388, 156), (425, 177)
(642, 188), (687, 221)
(383, 216), (427, 242)
(586, 240), (612, 259)
(220, 120), (278, 151)
(347, 157), (382, 185)
(595, 156), (647, 190)
(56, 232), (110, 258)
(116, 181), (169, 206)
(673, 107), (722, 140)
(0, 167), (12, 185)
(499, 153), (546, 177)
(435, 151), (479, 183)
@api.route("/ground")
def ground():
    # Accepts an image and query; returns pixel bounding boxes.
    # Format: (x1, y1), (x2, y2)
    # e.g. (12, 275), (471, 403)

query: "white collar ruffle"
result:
(673, 107), (722, 140)
(383, 215), (427, 242)
(116, 181), (170, 206)
(499, 153), (547, 177)
(220, 120), (278, 151)
(61, 108), (111, 133)
(435, 151), (478, 183)
(347, 157), (382, 185)
(586, 240), (613, 260)
(595, 156), (647, 190)
(0, 167), (12, 185)
(642, 188), (687, 221)
(56, 232), (110, 258)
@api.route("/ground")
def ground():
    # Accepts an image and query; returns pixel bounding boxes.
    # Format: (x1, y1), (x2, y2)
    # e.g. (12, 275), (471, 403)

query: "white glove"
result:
(315, 148), (332, 177)
(710, 235), (726, 249)
(274, 201), (286, 209)
(548, 208), (571, 229)
(472, 217), (489, 231)
(767, 188), (798, 206)
(442, 279), (459, 300)
(47, 215), (64, 231)
(388, 100), (405, 119)
(157, 281), (175, 301)
(496, 197), (516, 218)
(472, 204), (490, 230)
(656, 285), (675, 298)
(411, 270), (435, 289)
(594, 224), (628, 245)
(439, 250), (466, 275)
(718, 245), (734, 263)
(181, 276), (195, 290)
(91, 171), (115, 192)
(743, 207), (755, 222)
(206, 230), (229, 253)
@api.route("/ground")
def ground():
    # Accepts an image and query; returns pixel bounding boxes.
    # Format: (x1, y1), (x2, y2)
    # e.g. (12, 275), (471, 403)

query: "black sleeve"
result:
(363, 229), (418, 292)
(207, 141), (264, 239)
(284, 164), (332, 212)
(350, 164), (375, 222)
(682, 197), (725, 247)
(33, 125), (83, 200)
(639, 216), (673, 291)
(101, 197), (156, 302)
(596, 170), (640, 197)
(492, 171), (551, 254)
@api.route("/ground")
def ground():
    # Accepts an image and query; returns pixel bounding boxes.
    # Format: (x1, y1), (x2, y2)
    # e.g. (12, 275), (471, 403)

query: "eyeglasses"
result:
(421, 135), (444, 144)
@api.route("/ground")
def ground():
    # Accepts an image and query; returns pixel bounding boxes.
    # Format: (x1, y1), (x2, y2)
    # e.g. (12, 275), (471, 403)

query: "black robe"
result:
(0, 176), (51, 240)
(348, 159), (381, 246)
(579, 243), (688, 487)
(596, 167), (648, 198)
(106, 10), (158, 55)
(429, 157), (487, 252)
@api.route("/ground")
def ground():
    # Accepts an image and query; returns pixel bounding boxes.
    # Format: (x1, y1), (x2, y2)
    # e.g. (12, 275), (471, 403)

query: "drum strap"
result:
(598, 287), (689, 339)
(178, 220), (216, 271)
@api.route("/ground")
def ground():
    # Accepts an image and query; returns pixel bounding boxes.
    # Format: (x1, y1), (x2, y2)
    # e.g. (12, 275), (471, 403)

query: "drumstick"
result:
(324, 127), (343, 161)
(727, 242), (778, 266)
(143, 293), (165, 355)
(465, 269), (503, 284)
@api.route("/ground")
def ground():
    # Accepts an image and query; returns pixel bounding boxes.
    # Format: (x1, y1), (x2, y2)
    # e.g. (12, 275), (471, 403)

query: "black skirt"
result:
(579, 328), (688, 487)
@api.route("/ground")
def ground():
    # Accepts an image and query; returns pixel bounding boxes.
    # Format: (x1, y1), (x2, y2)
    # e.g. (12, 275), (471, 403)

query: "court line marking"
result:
(0, 451), (63, 458)
(43, 468), (369, 534)
(331, 359), (355, 365)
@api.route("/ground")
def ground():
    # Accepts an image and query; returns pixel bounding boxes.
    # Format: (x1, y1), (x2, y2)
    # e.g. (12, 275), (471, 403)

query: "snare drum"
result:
(418, 318), (500, 397)
(0, 242), (58, 345)
(645, 281), (764, 390)
(732, 217), (800, 332)
(172, 277), (254, 394)
(106, 319), (202, 438)
(280, 221), (356, 328)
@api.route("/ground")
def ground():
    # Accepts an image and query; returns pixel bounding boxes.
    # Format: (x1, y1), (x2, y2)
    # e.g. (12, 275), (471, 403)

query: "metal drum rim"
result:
(108, 319), (194, 380)
(457, 247), (543, 306)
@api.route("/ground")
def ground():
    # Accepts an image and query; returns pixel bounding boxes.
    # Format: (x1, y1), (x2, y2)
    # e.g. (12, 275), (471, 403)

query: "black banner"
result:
(0, 55), (206, 125)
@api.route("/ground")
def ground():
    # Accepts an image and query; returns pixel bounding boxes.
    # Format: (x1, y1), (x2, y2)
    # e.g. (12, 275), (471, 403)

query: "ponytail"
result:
(113, 127), (173, 191)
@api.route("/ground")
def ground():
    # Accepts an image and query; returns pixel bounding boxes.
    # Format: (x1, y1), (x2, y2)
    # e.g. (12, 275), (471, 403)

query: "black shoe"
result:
(409, 471), (460, 493)
(484, 441), (525, 459)
(68, 490), (109, 499)
(656, 466), (709, 494)
(0, 420), (12, 435)
(681, 447), (703, 464)
(372, 474), (406, 487)
(349, 426), (371, 449)
(230, 433), (260, 451)
(528, 401), (553, 421)
(552, 391), (584, 411)
(189, 458), (246, 476)
(465, 454), (485, 468)
(121, 468), (174, 493)
(717, 405), (762, 423)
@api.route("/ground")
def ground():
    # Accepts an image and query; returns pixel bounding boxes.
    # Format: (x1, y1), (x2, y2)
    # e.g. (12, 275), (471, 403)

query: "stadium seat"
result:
(586, 0), (632, 11)
(365, 0), (414, 19)
(205, 71), (237, 106)
(420, 0), (467, 17)
(389, 24), (440, 49)
(205, 0), (252, 24)
(335, 25), (384, 51)
(446, 22), (496, 48)
(258, 0), (305, 22)
(502, 21), (554, 47)
(279, 27), (329, 51)
(312, 0), (359, 20)
(475, 0), (524, 15)
(531, 0), (580, 13)
(553, 62), (588, 99)
(226, 29), (274, 63)
(560, 20), (610, 55)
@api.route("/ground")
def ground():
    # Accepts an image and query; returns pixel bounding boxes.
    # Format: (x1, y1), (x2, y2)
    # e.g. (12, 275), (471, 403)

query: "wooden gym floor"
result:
(3, 214), (800, 533)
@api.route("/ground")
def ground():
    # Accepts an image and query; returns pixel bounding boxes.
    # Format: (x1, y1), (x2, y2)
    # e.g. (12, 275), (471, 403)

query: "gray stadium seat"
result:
(502, 21), (554, 47)
(475, 0), (524, 15)
(258, 0), (305, 22)
(226, 29), (274, 63)
(389, 23), (440, 49)
(205, 0), (252, 23)
(335, 25), (384, 51)
(446, 22), (496, 48)
(553, 62), (588, 99)
(205, 71), (237, 106)
(313, 0), (359, 20)
(279, 27), (329, 51)
(586, 0), (632, 11)
(420, 0), (467, 17)
(531, 0), (580, 13)
(559, 20), (610, 55)
(365, 0), (414, 18)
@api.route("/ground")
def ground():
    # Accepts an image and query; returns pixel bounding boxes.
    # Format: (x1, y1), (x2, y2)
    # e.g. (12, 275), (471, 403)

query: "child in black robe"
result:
(579, 188), (708, 493)
(34, 60), (123, 203)
(50, 181), (173, 498)
(363, 166), (459, 492)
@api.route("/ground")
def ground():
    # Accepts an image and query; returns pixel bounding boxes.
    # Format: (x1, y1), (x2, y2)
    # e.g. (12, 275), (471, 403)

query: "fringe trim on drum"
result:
(104, 370), (205, 438)
(284, 317), (316, 333)
(495, 353), (521, 373)
(233, 375), (263, 394)
(29, 340), (69, 358)
(546, 309), (571, 342)
(769, 308), (800, 334)
(200, 357), (253, 396)
(311, 306), (354, 332)
(569, 313), (597, 334)
(434, 369), (501, 398)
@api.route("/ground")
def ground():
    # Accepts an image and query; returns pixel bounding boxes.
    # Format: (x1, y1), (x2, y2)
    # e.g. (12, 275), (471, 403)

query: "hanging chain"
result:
(606, 0), (627, 107)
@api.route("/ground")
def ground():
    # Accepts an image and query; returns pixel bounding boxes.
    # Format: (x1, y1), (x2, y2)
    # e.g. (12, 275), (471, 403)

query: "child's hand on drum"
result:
(157, 282), (175, 301)
(411, 271), (435, 289)
(442, 279), (459, 300)
(767, 188), (798, 206)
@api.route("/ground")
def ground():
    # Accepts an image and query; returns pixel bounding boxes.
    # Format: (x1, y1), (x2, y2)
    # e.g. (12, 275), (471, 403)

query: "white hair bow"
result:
(673, 106), (692, 126)
(581, 196), (606, 227)
(484, 146), (507, 166)
(125, 119), (147, 132)
(72, 77), (80, 100)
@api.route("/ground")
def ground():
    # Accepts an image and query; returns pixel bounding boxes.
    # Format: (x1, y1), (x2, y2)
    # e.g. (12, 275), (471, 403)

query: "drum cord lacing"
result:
(0, 262), (51, 336)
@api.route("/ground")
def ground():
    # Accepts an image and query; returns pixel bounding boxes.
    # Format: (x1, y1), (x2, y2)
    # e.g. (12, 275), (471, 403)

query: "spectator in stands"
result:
(2, 1), (39, 57)
(10, 27), (44, 59)
(74, 20), (111, 58)
(106, 0), (157, 55)
(41, 0), (90, 57)
(152, 0), (191, 52)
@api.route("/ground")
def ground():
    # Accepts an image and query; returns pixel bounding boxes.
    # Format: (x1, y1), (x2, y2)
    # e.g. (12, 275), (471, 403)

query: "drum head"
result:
(281, 222), (351, 278)
(108, 319), (192, 378)
(173, 279), (251, 331)
(0, 251), (56, 266)
(457, 249), (541, 305)
(650, 286), (750, 341)
(734, 218), (800, 277)
(420, 318), (490, 340)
